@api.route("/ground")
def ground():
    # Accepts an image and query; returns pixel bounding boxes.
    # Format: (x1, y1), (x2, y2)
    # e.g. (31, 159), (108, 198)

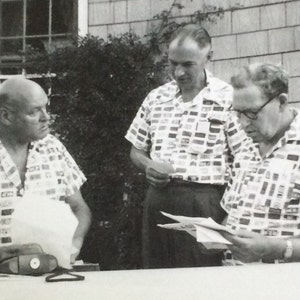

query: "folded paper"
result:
(158, 211), (234, 249)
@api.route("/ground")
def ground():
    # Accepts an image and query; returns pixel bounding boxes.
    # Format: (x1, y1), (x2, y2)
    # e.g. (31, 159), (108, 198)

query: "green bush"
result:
(26, 33), (165, 269)
(25, 1), (224, 269)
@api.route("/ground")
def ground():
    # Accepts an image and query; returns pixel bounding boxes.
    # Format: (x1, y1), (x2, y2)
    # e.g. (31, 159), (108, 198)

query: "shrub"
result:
(25, 1), (223, 269)
(26, 33), (165, 269)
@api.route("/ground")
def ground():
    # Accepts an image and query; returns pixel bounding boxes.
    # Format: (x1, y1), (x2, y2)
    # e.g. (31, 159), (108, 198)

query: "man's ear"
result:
(0, 107), (13, 125)
(207, 50), (214, 61)
(278, 93), (288, 107)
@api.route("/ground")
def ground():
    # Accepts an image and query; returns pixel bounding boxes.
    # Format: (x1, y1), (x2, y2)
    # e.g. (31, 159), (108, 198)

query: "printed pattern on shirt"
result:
(222, 110), (300, 237)
(125, 71), (239, 184)
(0, 134), (86, 245)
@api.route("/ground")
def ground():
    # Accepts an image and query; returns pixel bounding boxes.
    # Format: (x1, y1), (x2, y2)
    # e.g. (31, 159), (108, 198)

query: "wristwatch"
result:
(283, 240), (293, 262)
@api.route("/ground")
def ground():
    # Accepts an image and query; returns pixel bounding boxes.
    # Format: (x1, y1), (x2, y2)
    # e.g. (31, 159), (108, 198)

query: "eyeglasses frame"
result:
(229, 93), (282, 120)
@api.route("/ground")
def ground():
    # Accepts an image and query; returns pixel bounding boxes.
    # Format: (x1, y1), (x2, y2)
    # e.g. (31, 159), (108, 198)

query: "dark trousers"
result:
(142, 182), (226, 269)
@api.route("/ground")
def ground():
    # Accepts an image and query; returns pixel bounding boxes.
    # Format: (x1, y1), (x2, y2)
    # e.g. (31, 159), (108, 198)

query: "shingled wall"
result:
(87, 0), (300, 106)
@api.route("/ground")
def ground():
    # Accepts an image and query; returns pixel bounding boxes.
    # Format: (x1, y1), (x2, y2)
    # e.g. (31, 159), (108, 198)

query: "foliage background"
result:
(25, 1), (223, 270)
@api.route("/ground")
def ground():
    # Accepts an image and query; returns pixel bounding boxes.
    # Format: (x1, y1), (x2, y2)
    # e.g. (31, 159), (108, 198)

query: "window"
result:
(0, 0), (78, 76)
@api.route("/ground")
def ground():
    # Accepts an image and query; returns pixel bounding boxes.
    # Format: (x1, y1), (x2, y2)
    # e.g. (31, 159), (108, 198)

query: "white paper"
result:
(10, 193), (78, 269)
(160, 211), (234, 234)
(158, 211), (234, 249)
(195, 225), (232, 245)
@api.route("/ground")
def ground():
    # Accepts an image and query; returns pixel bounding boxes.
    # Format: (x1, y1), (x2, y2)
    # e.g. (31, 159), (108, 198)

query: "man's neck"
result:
(181, 70), (207, 103)
(181, 82), (206, 103)
(0, 134), (29, 154)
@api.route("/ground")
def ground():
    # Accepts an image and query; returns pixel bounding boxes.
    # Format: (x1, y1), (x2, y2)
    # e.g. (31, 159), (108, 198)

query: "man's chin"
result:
(34, 131), (49, 141)
(246, 132), (259, 142)
(247, 134), (262, 143)
(176, 80), (190, 89)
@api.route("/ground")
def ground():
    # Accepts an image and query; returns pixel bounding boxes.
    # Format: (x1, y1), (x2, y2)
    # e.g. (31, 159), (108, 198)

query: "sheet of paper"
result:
(195, 225), (231, 245)
(158, 223), (231, 245)
(158, 222), (197, 238)
(10, 193), (78, 269)
(158, 222), (196, 231)
(158, 211), (234, 248)
(161, 211), (234, 234)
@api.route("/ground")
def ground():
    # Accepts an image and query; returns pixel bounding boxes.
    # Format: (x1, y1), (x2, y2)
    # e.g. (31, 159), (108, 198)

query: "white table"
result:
(2, 263), (300, 300)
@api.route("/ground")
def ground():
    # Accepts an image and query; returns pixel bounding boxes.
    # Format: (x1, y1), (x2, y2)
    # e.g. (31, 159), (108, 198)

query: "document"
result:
(158, 211), (234, 250)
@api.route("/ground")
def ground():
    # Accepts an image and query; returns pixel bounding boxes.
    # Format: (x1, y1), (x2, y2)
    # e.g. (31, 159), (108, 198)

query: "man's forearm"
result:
(72, 202), (91, 246)
(66, 190), (92, 253)
(130, 146), (151, 172)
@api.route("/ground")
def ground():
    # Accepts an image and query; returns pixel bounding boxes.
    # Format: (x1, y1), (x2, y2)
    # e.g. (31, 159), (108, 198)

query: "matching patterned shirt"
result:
(222, 109), (300, 237)
(0, 134), (86, 245)
(125, 71), (240, 185)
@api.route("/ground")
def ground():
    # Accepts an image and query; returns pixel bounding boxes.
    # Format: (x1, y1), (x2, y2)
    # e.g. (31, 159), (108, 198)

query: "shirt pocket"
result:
(187, 120), (225, 156)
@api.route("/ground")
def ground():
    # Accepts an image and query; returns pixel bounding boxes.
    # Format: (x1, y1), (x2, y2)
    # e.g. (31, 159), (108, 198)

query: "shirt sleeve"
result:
(220, 185), (232, 213)
(125, 93), (152, 153)
(53, 137), (87, 197)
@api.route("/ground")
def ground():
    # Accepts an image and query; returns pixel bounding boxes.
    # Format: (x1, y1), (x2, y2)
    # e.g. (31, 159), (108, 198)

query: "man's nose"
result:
(40, 108), (50, 121)
(238, 114), (251, 128)
(174, 65), (185, 77)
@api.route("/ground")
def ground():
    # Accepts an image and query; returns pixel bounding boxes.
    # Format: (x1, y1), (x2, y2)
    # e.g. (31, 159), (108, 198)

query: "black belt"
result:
(169, 179), (210, 188)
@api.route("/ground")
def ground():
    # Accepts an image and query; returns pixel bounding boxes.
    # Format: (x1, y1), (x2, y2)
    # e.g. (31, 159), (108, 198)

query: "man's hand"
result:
(130, 146), (175, 187)
(66, 190), (91, 264)
(222, 230), (281, 263)
(146, 160), (175, 188)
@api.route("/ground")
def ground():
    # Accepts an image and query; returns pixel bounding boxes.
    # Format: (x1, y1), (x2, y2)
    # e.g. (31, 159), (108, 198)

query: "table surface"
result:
(2, 263), (300, 300)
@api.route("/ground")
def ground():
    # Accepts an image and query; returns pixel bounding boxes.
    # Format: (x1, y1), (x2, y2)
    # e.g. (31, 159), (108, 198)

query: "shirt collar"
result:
(158, 69), (232, 107)
(282, 108), (300, 142)
(0, 135), (48, 181)
(0, 140), (22, 190)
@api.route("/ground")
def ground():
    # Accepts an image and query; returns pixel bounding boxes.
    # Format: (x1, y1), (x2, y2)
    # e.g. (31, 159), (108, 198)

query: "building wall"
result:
(88, 0), (300, 106)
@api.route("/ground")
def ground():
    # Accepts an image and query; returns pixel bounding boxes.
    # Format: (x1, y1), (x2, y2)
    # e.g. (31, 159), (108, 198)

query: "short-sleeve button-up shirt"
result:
(222, 109), (300, 237)
(0, 134), (86, 245)
(125, 70), (236, 185)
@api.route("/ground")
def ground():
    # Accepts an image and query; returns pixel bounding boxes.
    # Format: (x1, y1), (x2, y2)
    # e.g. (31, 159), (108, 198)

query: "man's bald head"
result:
(0, 76), (46, 111)
(0, 75), (50, 143)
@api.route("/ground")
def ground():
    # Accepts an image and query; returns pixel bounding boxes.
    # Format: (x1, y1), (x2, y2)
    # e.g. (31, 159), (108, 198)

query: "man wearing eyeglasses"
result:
(221, 63), (300, 264)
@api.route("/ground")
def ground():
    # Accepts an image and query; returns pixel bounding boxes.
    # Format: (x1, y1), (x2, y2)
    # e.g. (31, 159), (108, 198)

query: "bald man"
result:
(0, 76), (91, 264)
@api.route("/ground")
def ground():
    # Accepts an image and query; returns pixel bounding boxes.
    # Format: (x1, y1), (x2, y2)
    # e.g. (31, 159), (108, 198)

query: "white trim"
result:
(0, 73), (56, 80)
(78, 0), (88, 36)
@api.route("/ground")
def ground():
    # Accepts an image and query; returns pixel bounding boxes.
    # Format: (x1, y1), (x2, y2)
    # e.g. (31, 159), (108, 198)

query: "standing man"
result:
(125, 24), (235, 268)
(0, 76), (91, 263)
(221, 63), (300, 264)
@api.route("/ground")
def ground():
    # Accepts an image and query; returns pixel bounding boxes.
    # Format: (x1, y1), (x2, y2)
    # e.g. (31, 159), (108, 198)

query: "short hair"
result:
(230, 63), (288, 99)
(170, 24), (211, 49)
